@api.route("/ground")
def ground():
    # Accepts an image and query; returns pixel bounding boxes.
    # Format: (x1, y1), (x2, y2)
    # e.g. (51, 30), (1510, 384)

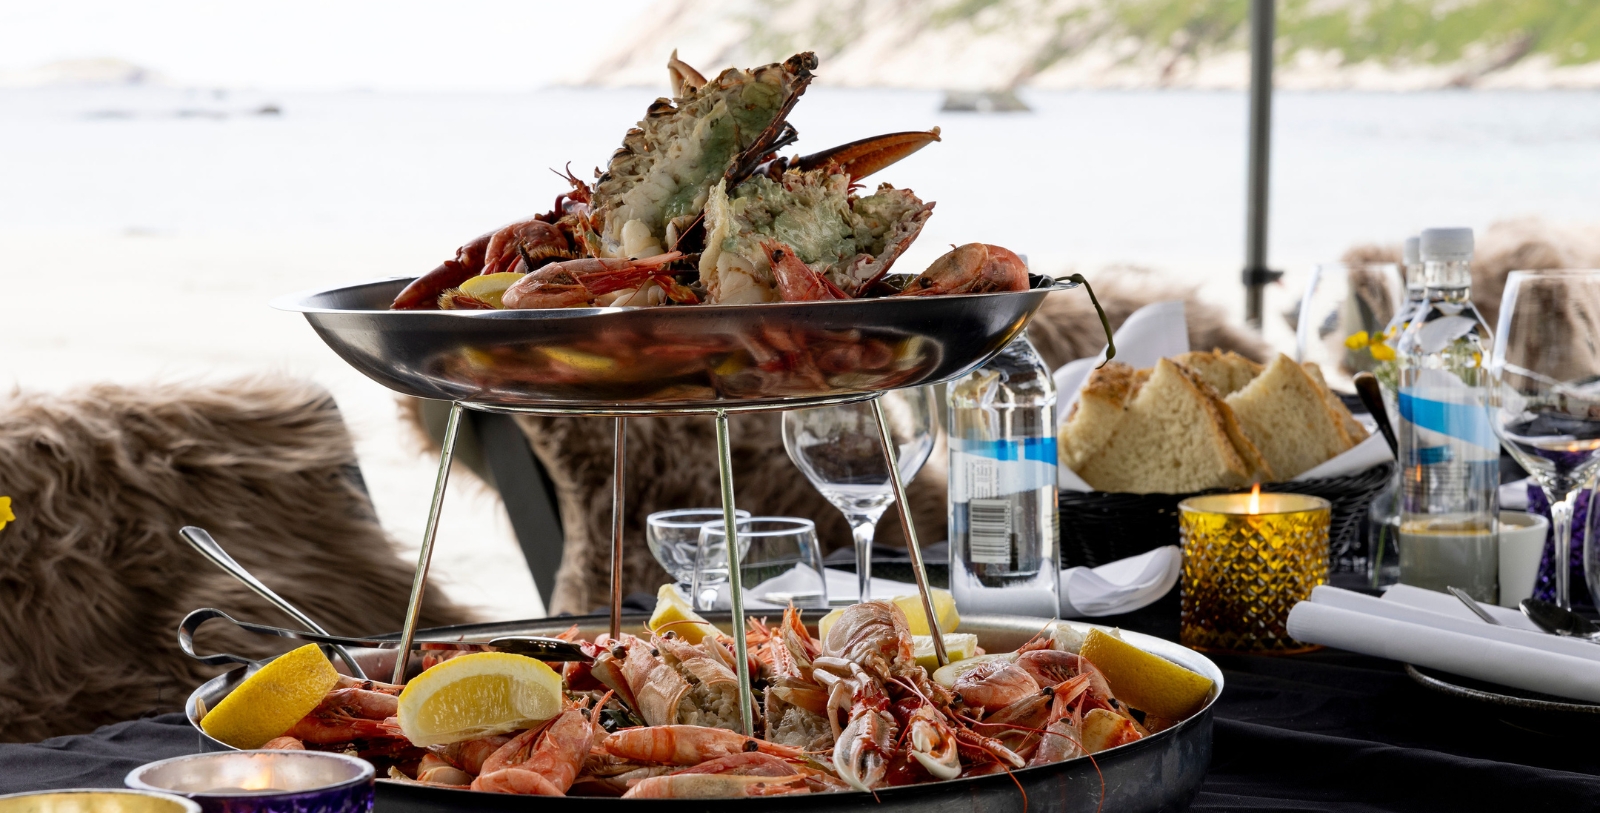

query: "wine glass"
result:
(782, 388), (937, 605)
(1294, 262), (1405, 391)
(1489, 270), (1600, 610)
(647, 508), (751, 603)
(693, 517), (828, 609)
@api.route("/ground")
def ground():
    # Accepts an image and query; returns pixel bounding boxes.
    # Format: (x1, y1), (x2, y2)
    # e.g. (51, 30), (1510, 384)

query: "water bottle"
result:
(947, 336), (1061, 616)
(1395, 227), (1499, 602)
(1372, 235), (1425, 409)
(1366, 235), (1424, 588)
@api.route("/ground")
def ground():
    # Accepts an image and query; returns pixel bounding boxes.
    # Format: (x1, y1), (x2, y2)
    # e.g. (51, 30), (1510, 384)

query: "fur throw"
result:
(0, 377), (472, 742)
(1342, 217), (1600, 329)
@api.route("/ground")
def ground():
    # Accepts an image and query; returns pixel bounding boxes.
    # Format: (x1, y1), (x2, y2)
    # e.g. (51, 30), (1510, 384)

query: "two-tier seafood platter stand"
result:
(201, 273), (1222, 812)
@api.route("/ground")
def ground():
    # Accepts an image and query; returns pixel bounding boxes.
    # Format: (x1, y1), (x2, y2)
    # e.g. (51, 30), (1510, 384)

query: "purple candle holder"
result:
(126, 751), (374, 813)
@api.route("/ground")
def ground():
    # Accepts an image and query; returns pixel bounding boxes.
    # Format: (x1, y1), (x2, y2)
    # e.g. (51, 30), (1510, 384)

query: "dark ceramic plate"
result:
(1405, 663), (1600, 716)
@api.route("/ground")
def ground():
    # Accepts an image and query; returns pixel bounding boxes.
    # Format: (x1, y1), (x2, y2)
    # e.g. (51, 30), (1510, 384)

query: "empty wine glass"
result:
(1294, 262), (1405, 391)
(782, 388), (937, 605)
(1489, 270), (1600, 610)
(694, 517), (828, 609)
(647, 508), (751, 603)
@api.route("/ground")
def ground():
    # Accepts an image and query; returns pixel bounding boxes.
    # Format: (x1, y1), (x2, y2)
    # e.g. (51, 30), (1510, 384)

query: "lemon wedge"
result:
(893, 591), (959, 635)
(1079, 628), (1214, 720)
(200, 643), (339, 749)
(458, 272), (525, 308)
(912, 633), (977, 671)
(396, 652), (563, 746)
(647, 584), (723, 645)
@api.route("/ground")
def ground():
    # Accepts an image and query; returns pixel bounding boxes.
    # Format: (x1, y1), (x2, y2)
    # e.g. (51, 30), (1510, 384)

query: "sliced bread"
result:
(1078, 359), (1268, 493)
(1173, 350), (1263, 396)
(1059, 361), (1140, 472)
(1301, 362), (1370, 445)
(1226, 354), (1353, 479)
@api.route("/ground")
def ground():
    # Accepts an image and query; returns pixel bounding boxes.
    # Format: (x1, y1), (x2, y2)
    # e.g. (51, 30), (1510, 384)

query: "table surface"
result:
(4, 589), (1598, 812)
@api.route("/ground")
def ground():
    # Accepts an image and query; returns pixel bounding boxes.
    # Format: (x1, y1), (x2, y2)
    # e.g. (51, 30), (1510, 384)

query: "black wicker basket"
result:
(1059, 462), (1393, 571)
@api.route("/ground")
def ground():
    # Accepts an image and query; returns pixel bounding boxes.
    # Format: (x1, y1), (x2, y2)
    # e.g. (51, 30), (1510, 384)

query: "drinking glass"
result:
(1295, 262), (1405, 391)
(1489, 270), (1600, 609)
(782, 388), (937, 604)
(647, 508), (751, 603)
(693, 517), (828, 609)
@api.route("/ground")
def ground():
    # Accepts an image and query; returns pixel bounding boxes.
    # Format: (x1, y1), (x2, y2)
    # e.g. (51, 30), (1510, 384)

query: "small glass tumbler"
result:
(647, 508), (752, 601)
(695, 517), (829, 610)
(1180, 491), (1331, 654)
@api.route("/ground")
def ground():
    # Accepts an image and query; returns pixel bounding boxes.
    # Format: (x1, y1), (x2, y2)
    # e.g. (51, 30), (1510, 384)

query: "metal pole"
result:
(393, 401), (463, 684)
(1243, 0), (1280, 329)
(609, 418), (627, 640)
(871, 397), (948, 667)
(713, 410), (756, 737)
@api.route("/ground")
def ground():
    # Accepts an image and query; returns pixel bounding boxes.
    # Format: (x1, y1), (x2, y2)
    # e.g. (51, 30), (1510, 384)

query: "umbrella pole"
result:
(393, 401), (464, 684)
(1244, 0), (1281, 329)
(713, 409), (756, 737)
(871, 396), (947, 667)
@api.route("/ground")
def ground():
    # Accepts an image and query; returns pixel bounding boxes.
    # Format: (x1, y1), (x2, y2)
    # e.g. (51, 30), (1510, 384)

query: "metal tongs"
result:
(179, 607), (593, 668)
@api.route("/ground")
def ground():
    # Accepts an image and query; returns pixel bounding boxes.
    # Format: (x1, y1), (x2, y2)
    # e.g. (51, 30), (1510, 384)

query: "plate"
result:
(1405, 663), (1600, 715)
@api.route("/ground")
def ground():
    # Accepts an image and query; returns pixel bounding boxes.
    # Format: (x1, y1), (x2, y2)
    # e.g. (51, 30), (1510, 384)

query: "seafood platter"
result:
(195, 49), (1217, 812)
(186, 602), (1222, 812)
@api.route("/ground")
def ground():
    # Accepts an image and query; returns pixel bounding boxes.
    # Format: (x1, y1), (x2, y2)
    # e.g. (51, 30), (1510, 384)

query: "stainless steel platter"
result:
(188, 612), (1220, 813)
(272, 276), (1067, 412)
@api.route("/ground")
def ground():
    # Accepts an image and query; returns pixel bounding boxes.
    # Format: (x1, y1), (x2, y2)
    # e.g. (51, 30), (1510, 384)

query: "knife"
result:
(179, 607), (592, 668)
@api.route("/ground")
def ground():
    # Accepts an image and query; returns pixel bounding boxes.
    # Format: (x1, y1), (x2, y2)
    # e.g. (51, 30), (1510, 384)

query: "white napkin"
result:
(719, 546), (1181, 618)
(1053, 300), (1390, 490)
(1380, 582), (1541, 631)
(1285, 584), (1600, 703)
(1499, 477), (1531, 511)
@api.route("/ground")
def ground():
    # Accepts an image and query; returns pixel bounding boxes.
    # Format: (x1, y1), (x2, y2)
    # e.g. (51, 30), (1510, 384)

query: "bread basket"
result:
(1058, 462), (1393, 572)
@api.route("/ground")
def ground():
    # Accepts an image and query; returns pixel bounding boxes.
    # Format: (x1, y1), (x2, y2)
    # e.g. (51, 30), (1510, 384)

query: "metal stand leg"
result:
(713, 409), (756, 737)
(393, 401), (464, 683)
(871, 397), (947, 667)
(610, 418), (627, 640)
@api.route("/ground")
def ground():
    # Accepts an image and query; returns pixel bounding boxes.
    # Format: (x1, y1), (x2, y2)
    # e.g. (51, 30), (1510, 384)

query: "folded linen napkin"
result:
(1380, 582), (1541, 631)
(1286, 585), (1600, 703)
(713, 546), (1181, 618)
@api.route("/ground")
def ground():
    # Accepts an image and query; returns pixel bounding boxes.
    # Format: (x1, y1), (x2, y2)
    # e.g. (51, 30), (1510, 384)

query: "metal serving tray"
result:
(272, 276), (1065, 411)
(187, 613), (1219, 813)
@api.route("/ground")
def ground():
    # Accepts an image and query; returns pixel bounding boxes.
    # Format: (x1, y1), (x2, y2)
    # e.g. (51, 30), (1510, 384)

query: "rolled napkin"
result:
(1380, 582), (1540, 631)
(1308, 585), (1600, 664)
(1286, 592), (1600, 704)
(723, 546), (1181, 618)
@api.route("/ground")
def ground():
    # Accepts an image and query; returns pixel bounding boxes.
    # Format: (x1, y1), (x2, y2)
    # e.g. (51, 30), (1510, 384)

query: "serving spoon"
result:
(1522, 597), (1600, 643)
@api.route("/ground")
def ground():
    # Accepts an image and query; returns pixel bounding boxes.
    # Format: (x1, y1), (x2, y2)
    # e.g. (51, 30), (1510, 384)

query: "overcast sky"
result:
(0, 1), (653, 90)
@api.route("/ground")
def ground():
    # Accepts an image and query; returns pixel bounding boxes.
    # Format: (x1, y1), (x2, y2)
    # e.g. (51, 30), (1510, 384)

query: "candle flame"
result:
(1248, 483), (1261, 515)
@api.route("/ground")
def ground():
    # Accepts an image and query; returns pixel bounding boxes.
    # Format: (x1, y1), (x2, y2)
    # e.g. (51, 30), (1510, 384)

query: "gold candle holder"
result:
(1180, 488), (1330, 654)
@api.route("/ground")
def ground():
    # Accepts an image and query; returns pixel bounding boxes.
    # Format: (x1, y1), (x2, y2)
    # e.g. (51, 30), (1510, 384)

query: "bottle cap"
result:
(1420, 228), (1473, 261)
(1403, 236), (1420, 265)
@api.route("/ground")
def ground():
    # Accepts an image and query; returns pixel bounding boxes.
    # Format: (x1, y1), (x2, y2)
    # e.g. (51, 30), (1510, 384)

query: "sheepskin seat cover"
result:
(0, 377), (471, 742)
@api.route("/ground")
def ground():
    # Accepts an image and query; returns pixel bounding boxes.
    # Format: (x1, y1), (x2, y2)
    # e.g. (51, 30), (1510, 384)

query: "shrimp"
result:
(415, 754), (472, 786)
(284, 689), (403, 744)
(951, 659), (1040, 714)
(262, 736), (304, 750)
(470, 694), (608, 795)
(602, 725), (800, 765)
(622, 752), (811, 798)
(433, 733), (512, 776)
(894, 243), (1029, 297)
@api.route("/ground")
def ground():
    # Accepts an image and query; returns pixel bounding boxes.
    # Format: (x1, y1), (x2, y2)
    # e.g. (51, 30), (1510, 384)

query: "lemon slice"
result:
(1079, 628), (1215, 720)
(200, 643), (339, 749)
(458, 272), (525, 308)
(396, 652), (563, 746)
(647, 584), (722, 645)
(912, 633), (977, 671)
(893, 591), (959, 635)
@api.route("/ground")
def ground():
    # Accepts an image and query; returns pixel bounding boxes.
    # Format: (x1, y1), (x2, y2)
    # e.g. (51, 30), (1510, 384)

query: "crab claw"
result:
(907, 708), (962, 781)
(796, 128), (941, 181)
(668, 49), (707, 98)
(833, 709), (894, 792)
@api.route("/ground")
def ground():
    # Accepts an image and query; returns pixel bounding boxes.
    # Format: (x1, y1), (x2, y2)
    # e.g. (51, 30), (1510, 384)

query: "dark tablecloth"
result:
(5, 592), (1598, 812)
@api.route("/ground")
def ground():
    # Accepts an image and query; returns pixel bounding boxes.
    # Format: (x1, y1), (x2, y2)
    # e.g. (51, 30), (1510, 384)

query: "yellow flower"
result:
(1370, 342), (1396, 362)
(1344, 331), (1371, 350)
(0, 496), (12, 533)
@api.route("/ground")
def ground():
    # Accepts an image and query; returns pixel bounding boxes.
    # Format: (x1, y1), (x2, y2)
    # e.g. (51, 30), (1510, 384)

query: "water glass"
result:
(694, 517), (828, 610)
(1490, 270), (1600, 609)
(647, 508), (751, 601)
(1294, 262), (1405, 391)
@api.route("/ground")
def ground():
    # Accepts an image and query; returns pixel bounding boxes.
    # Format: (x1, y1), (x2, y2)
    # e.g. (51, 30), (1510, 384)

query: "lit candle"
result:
(1179, 485), (1331, 654)
(126, 751), (374, 813)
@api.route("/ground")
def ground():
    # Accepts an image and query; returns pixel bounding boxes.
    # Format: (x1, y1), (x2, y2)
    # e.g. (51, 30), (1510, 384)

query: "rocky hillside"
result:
(577, 0), (1600, 90)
